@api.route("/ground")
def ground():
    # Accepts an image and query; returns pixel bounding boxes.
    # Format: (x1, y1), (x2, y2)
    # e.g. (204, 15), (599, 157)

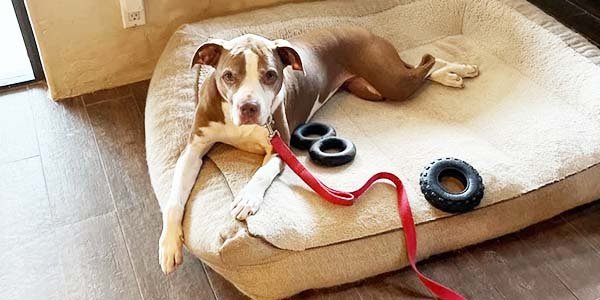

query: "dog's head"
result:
(191, 34), (304, 126)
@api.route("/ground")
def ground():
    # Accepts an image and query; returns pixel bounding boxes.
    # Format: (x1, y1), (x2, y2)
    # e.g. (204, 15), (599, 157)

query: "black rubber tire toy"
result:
(419, 158), (484, 213)
(309, 137), (356, 167)
(291, 122), (336, 150)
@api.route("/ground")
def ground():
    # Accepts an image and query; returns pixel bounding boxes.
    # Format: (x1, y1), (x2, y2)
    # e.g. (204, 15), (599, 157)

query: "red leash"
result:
(269, 132), (466, 300)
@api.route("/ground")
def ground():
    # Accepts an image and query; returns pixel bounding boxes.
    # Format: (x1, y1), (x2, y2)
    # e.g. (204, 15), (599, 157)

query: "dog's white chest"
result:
(193, 102), (270, 156)
(220, 122), (270, 155)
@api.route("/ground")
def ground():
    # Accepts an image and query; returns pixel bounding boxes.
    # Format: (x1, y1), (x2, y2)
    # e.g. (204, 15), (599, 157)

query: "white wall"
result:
(25, 0), (303, 99)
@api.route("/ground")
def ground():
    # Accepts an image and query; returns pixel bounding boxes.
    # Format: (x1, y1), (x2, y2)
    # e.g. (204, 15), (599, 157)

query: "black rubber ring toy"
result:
(419, 158), (484, 213)
(309, 137), (356, 167)
(291, 122), (336, 150)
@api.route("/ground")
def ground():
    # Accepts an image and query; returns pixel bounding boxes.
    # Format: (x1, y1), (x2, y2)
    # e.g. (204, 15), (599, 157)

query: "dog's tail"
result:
(413, 54), (436, 81)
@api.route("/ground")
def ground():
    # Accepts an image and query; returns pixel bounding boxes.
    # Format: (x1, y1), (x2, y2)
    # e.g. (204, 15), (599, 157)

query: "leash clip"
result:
(265, 115), (278, 139)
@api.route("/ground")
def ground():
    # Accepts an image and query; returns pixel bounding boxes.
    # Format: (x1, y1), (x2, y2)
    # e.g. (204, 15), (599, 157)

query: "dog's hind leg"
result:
(338, 28), (435, 101)
(433, 58), (479, 78)
(429, 67), (465, 88)
(344, 77), (384, 101)
(428, 58), (479, 88)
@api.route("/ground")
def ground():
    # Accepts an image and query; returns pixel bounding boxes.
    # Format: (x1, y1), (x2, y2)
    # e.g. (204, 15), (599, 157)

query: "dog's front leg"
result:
(231, 155), (284, 220)
(159, 135), (212, 275)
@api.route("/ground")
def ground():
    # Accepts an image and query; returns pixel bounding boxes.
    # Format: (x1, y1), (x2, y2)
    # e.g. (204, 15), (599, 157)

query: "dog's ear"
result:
(190, 39), (228, 68)
(273, 39), (304, 74)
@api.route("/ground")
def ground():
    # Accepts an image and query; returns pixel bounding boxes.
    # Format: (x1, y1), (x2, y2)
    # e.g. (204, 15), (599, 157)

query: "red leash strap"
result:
(270, 133), (466, 300)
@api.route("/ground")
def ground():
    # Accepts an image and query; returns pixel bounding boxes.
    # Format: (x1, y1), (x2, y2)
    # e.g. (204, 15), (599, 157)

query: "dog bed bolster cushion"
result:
(146, 0), (600, 298)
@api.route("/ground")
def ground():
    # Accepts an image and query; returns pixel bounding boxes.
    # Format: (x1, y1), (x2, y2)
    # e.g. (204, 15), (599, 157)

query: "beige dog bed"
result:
(145, 0), (600, 298)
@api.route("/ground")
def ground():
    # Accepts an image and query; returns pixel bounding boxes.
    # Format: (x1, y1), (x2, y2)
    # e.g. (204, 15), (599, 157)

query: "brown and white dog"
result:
(159, 26), (478, 274)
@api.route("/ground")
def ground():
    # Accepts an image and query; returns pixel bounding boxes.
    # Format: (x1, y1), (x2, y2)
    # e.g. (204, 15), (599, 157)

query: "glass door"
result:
(0, 0), (43, 88)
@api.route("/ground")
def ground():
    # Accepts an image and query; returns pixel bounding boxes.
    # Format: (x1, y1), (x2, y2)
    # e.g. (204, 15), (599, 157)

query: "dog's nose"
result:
(240, 102), (259, 118)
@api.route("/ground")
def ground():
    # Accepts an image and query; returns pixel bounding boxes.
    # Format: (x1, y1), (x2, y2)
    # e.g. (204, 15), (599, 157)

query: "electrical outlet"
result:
(128, 11), (141, 22)
(120, 0), (146, 28)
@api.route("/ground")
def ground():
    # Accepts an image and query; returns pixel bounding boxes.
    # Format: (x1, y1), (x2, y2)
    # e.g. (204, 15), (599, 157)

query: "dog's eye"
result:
(262, 70), (278, 85)
(222, 71), (235, 84)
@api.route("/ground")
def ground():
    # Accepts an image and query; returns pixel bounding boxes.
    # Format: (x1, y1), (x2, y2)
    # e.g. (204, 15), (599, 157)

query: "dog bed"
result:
(145, 0), (600, 298)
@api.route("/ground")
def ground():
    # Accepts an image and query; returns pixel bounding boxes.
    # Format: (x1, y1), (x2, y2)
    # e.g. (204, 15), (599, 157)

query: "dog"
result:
(158, 26), (479, 274)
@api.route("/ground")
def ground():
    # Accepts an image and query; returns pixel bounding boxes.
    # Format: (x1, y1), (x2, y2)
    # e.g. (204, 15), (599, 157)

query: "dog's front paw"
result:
(158, 224), (183, 275)
(231, 186), (263, 220)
